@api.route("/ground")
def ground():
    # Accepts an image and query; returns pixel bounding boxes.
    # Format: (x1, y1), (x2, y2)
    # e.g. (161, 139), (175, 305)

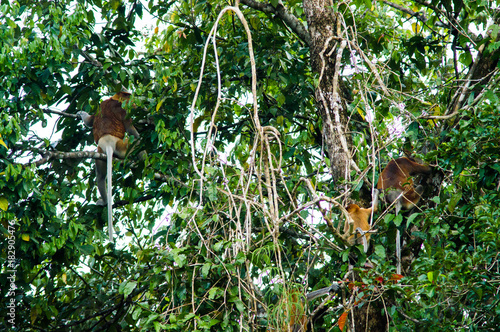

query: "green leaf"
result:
(425, 285), (436, 298)
(0, 196), (8, 211)
(394, 214), (403, 227)
(374, 245), (386, 259)
(208, 287), (223, 300)
(448, 192), (462, 213)
(0, 138), (8, 149)
(233, 298), (245, 312)
(276, 93), (286, 106)
(214, 241), (224, 252)
(406, 213), (419, 226)
(173, 253), (187, 268)
(79, 245), (94, 255)
(202, 263), (211, 277)
(384, 214), (395, 224)
(119, 280), (137, 298)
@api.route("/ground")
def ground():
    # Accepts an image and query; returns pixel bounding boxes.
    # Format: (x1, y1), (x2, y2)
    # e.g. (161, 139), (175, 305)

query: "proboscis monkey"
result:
(377, 157), (431, 273)
(77, 92), (140, 241)
(344, 189), (379, 253)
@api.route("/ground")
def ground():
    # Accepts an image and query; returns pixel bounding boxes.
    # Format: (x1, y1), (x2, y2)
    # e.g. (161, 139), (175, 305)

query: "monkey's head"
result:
(346, 204), (360, 213)
(111, 91), (131, 102)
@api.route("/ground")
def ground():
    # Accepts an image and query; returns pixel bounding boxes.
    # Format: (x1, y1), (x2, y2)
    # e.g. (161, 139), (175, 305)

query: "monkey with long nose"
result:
(78, 92), (140, 241)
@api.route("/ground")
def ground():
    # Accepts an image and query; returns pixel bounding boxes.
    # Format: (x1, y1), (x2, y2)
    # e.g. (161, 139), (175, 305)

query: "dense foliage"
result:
(0, 0), (499, 331)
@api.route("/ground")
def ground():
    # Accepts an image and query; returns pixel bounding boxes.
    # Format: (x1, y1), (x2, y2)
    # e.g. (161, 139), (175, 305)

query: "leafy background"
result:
(0, 0), (499, 331)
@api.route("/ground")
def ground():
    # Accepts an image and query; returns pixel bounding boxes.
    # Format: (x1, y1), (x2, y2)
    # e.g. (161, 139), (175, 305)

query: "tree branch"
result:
(75, 45), (103, 67)
(42, 108), (79, 118)
(381, 0), (427, 22)
(32, 150), (107, 166)
(31, 150), (187, 187)
(253, 226), (312, 241)
(448, 15), (500, 115)
(381, 0), (448, 34)
(42, 107), (154, 126)
(420, 111), (459, 120)
(412, 0), (441, 15)
(239, 0), (310, 45)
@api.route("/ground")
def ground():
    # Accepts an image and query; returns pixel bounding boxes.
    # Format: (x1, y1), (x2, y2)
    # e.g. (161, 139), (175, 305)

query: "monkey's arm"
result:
(77, 111), (94, 128)
(123, 118), (140, 138)
(306, 283), (341, 301)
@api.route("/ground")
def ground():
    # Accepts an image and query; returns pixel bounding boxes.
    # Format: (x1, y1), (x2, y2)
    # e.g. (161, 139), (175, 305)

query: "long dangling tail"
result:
(395, 201), (401, 275)
(106, 144), (114, 241)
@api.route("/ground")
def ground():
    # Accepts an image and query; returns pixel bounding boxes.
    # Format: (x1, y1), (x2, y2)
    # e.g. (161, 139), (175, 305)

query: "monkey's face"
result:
(346, 204), (360, 213)
(111, 92), (132, 103)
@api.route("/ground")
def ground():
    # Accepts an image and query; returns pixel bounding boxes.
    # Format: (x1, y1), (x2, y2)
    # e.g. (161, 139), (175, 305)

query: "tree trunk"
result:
(304, 1), (387, 330)
(448, 16), (500, 115)
(303, 0), (353, 184)
(351, 301), (389, 332)
(347, 270), (388, 332)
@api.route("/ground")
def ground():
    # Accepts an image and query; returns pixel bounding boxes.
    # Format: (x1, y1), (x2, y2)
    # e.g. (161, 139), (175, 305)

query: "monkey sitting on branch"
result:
(377, 157), (432, 274)
(77, 92), (142, 242)
(343, 189), (379, 253)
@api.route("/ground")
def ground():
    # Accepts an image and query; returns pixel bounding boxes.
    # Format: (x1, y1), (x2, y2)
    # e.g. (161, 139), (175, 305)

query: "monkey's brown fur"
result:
(377, 157), (431, 210)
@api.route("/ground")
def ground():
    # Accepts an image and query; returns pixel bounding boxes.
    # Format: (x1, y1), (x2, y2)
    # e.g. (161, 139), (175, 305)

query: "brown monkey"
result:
(377, 157), (431, 214)
(344, 190), (378, 253)
(77, 92), (140, 241)
(377, 157), (431, 273)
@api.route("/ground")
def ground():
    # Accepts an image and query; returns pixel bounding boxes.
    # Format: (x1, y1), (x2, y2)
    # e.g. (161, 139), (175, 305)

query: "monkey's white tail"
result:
(106, 144), (114, 242)
(396, 229), (401, 274)
(355, 227), (369, 253)
(395, 201), (402, 275)
(361, 233), (369, 253)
